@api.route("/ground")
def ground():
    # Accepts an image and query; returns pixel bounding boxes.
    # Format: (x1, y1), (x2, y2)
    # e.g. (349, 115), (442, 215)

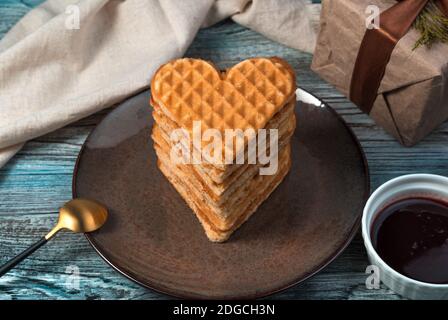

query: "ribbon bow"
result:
(350, 0), (448, 114)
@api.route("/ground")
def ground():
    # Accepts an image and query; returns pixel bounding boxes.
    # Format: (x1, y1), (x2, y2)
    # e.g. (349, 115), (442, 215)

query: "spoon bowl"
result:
(47, 199), (108, 238)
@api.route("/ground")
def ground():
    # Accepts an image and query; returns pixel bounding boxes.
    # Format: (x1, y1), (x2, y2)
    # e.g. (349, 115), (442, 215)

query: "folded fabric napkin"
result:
(0, 0), (318, 167)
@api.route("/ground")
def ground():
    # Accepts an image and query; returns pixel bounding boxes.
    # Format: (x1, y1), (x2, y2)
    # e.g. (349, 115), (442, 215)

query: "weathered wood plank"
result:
(1, 1), (447, 300)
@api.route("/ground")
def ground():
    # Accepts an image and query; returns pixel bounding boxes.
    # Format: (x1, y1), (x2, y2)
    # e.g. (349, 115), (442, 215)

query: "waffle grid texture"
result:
(152, 58), (296, 133)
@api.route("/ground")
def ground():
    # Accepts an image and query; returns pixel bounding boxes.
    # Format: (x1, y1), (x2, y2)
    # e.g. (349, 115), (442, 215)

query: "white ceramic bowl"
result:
(362, 174), (448, 300)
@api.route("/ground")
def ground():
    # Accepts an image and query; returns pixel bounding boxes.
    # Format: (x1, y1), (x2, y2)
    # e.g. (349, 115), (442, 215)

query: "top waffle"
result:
(150, 57), (296, 133)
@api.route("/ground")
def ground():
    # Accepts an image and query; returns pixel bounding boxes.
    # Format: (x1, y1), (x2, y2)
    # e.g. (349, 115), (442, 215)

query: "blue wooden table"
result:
(1, 0), (447, 300)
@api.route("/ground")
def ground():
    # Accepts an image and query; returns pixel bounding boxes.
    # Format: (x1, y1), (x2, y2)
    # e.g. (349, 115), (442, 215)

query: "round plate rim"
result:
(72, 88), (371, 300)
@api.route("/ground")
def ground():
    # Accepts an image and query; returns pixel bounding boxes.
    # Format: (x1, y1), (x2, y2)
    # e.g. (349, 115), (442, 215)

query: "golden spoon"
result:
(0, 198), (108, 277)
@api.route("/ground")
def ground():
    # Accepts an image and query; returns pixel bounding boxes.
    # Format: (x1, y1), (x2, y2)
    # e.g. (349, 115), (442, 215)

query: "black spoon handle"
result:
(0, 237), (47, 277)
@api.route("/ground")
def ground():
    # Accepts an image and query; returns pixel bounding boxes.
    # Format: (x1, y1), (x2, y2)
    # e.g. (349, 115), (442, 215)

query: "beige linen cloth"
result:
(0, 0), (318, 167)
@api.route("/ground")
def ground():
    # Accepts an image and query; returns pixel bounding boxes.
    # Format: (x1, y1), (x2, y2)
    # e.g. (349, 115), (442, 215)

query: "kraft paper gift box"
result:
(311, 0), (448, 146)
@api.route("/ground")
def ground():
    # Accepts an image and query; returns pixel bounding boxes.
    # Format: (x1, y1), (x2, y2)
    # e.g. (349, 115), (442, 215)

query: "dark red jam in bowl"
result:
(371, 197), (448, 284)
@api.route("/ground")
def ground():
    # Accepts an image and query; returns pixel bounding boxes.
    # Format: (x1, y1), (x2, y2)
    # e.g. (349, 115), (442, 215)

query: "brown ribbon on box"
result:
(350, 0), (448, 113)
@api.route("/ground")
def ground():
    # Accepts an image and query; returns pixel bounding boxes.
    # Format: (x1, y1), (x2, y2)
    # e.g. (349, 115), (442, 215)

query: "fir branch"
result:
(413, 0), (448, 49)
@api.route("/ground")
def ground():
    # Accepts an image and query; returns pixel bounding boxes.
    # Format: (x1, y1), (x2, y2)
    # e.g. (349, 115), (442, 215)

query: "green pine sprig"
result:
(413, 0), (448, 49)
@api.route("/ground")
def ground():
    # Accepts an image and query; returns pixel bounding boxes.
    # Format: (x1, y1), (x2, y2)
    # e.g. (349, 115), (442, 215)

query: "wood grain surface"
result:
(0, 0), (447, 300)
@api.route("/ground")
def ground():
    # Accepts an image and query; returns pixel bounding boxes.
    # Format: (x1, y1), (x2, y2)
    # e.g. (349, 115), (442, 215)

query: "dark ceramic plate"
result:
(73, 88), (369, 299)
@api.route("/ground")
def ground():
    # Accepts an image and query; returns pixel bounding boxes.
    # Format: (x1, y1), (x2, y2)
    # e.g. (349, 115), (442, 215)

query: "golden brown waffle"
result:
(151, 57), (296, 163)
(149, 57), (297, 242)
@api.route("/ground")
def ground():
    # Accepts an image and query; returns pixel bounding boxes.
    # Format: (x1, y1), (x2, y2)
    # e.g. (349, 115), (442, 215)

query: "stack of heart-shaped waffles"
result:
(150, 57), (297, 242)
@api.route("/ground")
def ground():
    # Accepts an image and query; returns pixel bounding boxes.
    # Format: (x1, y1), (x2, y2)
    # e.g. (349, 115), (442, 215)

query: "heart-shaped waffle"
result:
(150, 57), (296, 133)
